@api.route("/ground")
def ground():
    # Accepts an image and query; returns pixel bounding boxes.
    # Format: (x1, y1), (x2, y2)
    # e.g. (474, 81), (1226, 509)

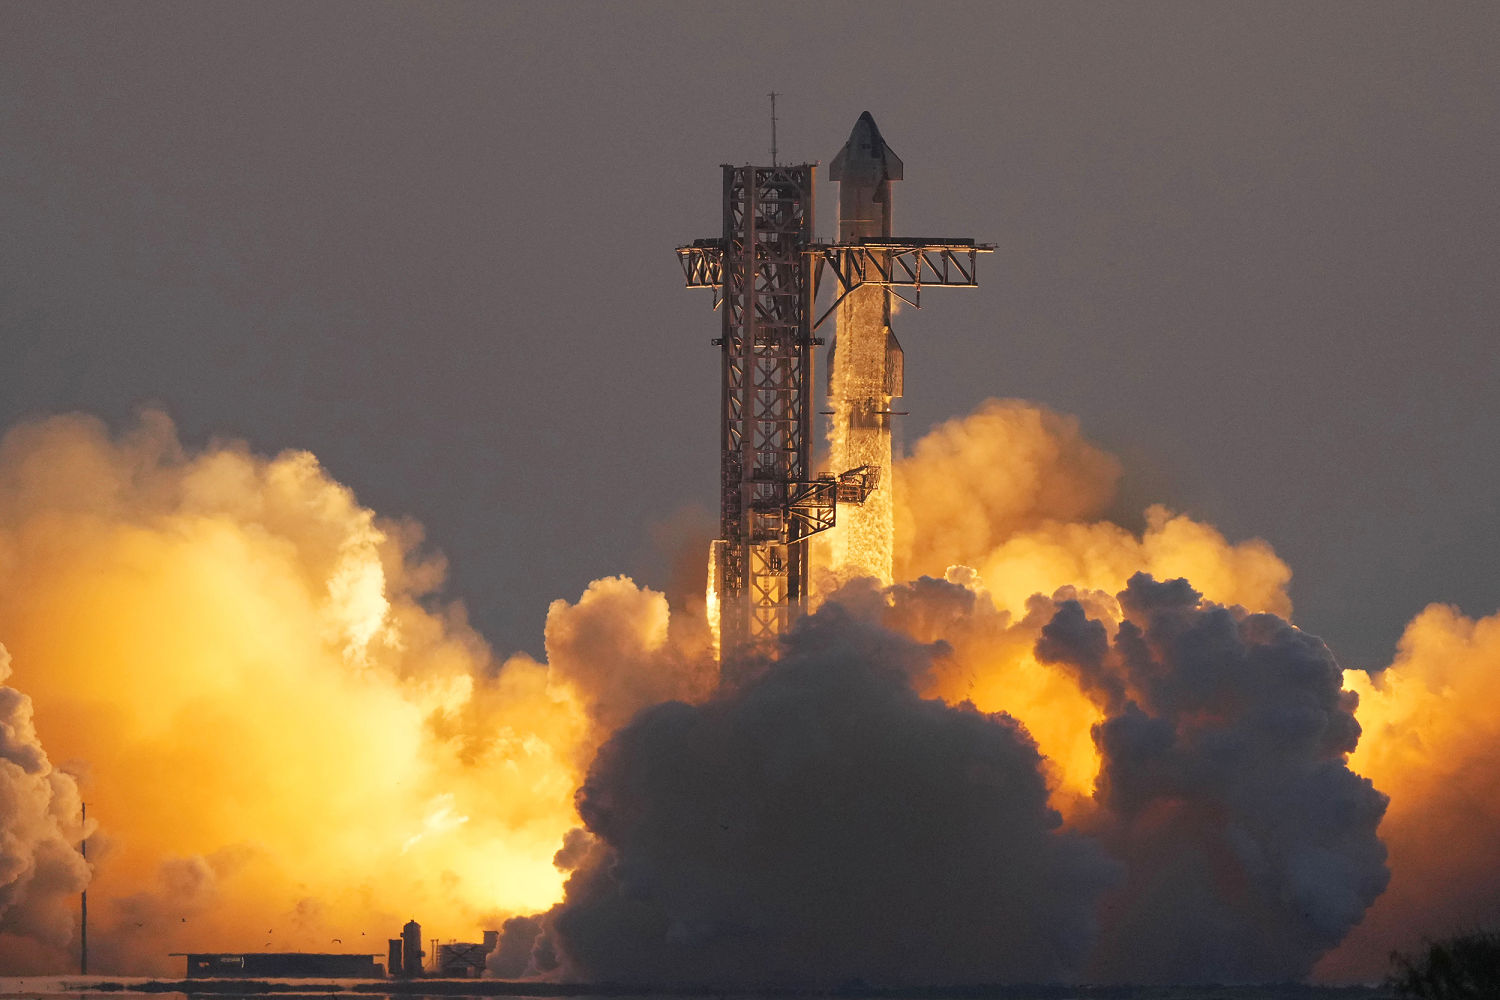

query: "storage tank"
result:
(401, 919), (423, 977)
(387, 939), (402, 978)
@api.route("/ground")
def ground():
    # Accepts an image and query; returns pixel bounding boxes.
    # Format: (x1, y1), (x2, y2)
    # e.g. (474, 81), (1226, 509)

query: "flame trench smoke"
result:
(1034, 577), (1388, 982)
(0, 411), (710, 972)
(0, 645), (90, 970)
(512, 573), (1387, 985)
(0, 397), (1497, 982)
(500, 397), (1496, 985)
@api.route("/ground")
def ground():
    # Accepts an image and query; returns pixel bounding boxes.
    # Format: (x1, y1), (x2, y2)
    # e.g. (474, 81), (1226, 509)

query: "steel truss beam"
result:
(811, 240), (993, 328)
(783, 465), (880, 535)
(679, 239), (994, 329)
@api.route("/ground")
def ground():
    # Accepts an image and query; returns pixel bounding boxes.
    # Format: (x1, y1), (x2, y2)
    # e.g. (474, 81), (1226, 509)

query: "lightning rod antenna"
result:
(769, 91), (779, 166)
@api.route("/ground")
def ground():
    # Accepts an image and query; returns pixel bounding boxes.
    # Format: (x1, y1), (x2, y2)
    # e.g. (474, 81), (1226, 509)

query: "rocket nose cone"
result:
(829, 112), (903, 182)
(847, 112), (882, 151)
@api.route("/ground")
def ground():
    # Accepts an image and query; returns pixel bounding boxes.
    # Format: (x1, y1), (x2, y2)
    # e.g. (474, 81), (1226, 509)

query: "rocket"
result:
(828, 111), (904, 415)
(822, 112), (909, 587)
(829, 111), (904, 242)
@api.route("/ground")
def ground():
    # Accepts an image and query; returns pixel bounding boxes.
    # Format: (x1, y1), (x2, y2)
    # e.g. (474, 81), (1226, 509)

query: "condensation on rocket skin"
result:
(822, 281), (897, 589)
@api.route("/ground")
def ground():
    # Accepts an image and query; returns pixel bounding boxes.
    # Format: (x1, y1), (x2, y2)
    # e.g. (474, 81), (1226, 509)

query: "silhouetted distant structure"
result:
(401, 919), (424, 977)
(175, 952), (381, 978)
(436, 939), (489, 977)
(387, 938), (403, 978)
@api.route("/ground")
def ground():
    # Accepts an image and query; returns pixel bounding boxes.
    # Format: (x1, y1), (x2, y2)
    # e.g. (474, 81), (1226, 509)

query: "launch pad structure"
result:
(679, 113), (992, 658)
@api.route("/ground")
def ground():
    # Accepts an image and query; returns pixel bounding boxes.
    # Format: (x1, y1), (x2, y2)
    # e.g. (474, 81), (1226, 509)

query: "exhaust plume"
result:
(1036, 574), (1389, 983)
(0, 645), (91, 972)
(533, 606), (1118, 986)
(1316, 603), (1500, 978)
(0, 410), (705, 971)
(544, 576), (715, 740)
(894, 400), (1291, 621)
(894, 399), (1123, 582)
(3, 396), (1498, 984)
(890, 400), (1295, 807)
(512, 399), (1422, 985)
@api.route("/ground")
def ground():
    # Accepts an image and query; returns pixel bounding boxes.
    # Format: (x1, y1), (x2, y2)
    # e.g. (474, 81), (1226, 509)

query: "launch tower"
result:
(679, 115), (990, 659)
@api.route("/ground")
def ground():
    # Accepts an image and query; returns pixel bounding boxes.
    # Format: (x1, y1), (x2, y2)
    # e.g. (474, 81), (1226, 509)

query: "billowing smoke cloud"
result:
(489, 399), (1401, 986)
(533, 606), (1118, 986)
(1317, 603), (1500, 979)
(894, 399), (1292, 621)
(878, 575), (1112, 816)
(894, 399), (1123, 581)
(880, 401), (1293, 814)
(544, 576), (715, 740)
(0, 645), (91, 972)
(1036, 574), (1389, 982)
(507, 568), (1391, 987)
(487, 914), (547, 978)
(889, 401), (1500, 982)
(4, 398), (1499, 984)
(0, 410), (706, 972)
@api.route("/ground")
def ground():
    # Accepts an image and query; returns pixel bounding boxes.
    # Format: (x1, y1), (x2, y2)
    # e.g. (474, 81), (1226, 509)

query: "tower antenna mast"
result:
(768, 92), (779, 166)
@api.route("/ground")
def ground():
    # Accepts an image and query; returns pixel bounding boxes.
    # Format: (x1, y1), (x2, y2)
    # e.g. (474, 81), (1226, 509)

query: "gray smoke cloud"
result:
(544, 576), (716, 742)
(487, 914), (546, 978)
(1036, 573), (1389, 983)
(0, 644), (91, 972)
(526, 604), (1118, 987)
(492, 572), (1390, 986)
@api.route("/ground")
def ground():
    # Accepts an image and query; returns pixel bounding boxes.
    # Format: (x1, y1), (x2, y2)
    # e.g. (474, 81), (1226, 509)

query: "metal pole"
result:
(80, 800), (87, 975)
(768, 92), (779, 166)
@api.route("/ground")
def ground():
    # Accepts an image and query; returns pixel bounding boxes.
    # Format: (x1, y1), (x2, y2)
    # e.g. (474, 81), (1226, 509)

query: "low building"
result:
(175, 952), (383, 978)
(436, 941), (489, 977)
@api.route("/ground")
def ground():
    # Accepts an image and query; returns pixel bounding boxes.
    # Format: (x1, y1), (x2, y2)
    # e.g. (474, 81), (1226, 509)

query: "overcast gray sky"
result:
(2, 2), (1496, 668)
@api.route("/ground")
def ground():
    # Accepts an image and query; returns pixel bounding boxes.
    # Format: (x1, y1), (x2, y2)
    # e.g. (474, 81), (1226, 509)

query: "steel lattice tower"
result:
(681, 128), (991, 659)
(711, 164), (818, 648)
